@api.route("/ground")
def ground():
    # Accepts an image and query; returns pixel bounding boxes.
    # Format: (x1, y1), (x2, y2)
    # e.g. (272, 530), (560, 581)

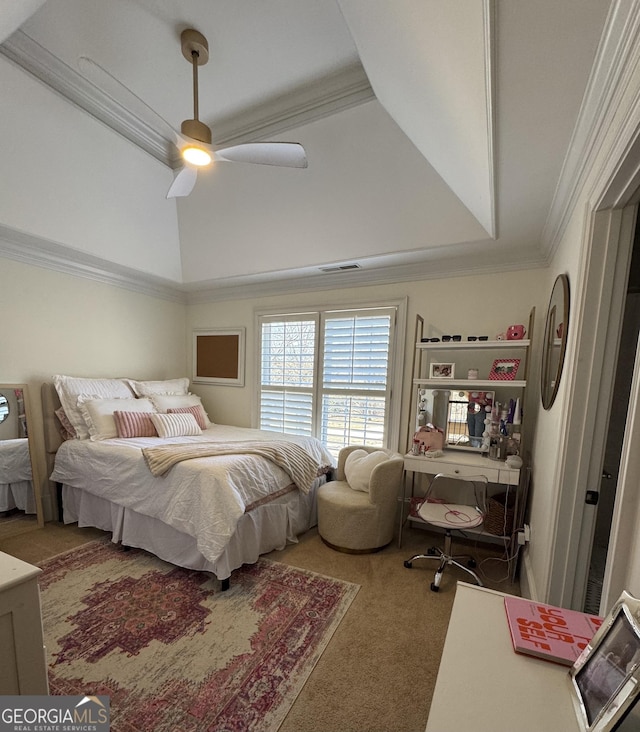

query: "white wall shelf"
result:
(414, 379), (527, 389)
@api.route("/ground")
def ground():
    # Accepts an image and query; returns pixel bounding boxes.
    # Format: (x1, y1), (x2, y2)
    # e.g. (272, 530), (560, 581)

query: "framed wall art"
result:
(193, 328), (245, 386)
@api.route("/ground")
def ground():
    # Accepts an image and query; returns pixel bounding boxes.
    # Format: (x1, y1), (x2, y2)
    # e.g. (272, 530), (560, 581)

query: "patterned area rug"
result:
(39, 540), (359, 731)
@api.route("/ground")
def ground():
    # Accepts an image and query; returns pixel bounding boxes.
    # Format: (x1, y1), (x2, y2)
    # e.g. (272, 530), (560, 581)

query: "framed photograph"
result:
(570, 591), (640, 731)
(489, 358), (521, 381)
(429, 362), (455, 379)
(193, 328), (245, 386)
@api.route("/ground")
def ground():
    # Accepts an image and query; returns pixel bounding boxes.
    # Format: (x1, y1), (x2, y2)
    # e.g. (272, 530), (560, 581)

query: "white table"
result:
(425, 582), (581, 732)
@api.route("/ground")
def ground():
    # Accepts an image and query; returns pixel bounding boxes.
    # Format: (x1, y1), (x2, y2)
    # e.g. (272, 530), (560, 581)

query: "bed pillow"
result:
(113, 411), (158, 438)
(150, 394), (212, 427)
(54, 407), (77, 441)
(149, 412), (202, 438)
(53, 375), (134, 440)
(344, 449), (389, 492)
(167, 405), (208, 430)
(126, 377), (190, 397)
(78, 397), (156, 441)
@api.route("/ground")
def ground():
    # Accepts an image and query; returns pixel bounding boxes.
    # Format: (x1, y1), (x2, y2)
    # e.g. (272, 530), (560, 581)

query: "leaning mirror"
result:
(0, 384), (44, 529)
(541, 274), (570, 409)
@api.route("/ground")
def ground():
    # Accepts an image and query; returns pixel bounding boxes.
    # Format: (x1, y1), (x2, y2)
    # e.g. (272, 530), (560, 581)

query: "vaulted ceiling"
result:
(0, 0), (611, 298)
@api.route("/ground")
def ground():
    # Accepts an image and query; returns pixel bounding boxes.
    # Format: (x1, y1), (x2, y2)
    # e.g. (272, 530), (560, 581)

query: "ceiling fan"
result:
(80, 28), (308, 199)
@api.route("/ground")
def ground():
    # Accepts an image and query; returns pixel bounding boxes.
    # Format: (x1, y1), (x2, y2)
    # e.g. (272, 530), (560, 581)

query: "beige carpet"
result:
(1, 522), (520, 732)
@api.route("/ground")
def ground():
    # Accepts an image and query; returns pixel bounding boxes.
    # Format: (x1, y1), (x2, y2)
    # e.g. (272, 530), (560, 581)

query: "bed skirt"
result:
(0, 481), (36, 513)
(61, 477), (322, 580)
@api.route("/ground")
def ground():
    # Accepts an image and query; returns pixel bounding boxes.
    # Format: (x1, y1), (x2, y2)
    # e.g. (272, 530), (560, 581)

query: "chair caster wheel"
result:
(468, 559), (477, 568)
(430, 582), (440, 592)
(427, 548), (437, 555)
(404, 560), (413, 569)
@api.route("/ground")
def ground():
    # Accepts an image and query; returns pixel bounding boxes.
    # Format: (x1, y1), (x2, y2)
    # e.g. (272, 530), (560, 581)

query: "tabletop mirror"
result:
(419, 388), (496, 452)
(0, 384), (44, 530)
(541, 274), (570, 410)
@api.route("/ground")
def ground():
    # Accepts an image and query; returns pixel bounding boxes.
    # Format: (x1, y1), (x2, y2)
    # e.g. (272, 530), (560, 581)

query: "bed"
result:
(42, 379), (333, 588)
(0, 437), (36, 514)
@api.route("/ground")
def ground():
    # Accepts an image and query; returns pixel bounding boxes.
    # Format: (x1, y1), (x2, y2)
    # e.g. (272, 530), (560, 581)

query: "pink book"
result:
(504, 596), (604, 666)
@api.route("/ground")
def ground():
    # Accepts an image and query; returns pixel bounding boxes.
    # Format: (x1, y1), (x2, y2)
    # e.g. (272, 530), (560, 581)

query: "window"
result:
(259, 305), (402, 457)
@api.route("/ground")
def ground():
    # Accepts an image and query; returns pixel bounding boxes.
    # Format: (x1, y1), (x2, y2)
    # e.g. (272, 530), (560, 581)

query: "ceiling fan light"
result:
(182, 145), (212, 167)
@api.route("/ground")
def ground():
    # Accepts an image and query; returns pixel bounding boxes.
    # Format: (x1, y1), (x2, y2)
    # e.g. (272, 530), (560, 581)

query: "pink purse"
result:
(413, 424), (445, 452)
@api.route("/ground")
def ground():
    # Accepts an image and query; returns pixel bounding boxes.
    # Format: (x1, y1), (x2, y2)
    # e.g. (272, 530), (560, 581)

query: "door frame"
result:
(547, 114), (640, 609)
(547, 204), (636, 609)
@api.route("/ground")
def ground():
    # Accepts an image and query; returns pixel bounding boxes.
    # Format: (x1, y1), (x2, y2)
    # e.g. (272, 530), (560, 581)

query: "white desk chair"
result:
(404, 473), (488, 592)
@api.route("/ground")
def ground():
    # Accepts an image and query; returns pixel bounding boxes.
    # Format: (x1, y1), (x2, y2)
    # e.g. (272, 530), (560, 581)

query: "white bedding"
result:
(51, 424), (333, 567)
(0, 438), (35, 513)
(0, 438), (32, 483)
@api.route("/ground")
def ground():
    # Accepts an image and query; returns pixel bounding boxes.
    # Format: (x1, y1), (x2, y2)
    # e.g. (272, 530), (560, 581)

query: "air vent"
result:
(319, 263), (361, 273)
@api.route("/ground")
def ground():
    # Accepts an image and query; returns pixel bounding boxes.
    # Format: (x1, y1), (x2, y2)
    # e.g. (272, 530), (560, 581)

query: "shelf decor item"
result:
(489, 358), (521, 381)
(429, 362), (455, 379)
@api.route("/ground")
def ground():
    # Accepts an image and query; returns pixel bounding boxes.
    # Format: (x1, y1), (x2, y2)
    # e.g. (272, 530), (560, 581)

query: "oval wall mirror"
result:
(541, 274), (570, 409)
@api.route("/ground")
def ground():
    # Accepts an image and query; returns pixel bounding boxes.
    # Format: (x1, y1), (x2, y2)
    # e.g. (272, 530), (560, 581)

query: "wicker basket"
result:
(484, 491), (516, 536)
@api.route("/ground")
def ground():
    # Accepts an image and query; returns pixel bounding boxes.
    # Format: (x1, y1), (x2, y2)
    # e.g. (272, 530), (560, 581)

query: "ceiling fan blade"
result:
(166, 166), (198, 198)
(78, 56), (180, 149)
(213, 142), (308, 168)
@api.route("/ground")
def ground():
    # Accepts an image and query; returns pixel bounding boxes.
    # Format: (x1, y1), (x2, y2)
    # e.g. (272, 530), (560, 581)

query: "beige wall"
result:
(187, 269), (547, 446)
(0, 257), (187, 516)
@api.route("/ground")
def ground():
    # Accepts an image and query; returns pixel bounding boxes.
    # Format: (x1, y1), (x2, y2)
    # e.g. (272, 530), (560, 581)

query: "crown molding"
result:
(0, 224), (186, 303)
(0, 220), (545, 306)
(1, 30), (374, 162)
(0, 30), (174, 166)
(184, 247), (546, 304)
(541, 0), (640, 257)
(483, 0), (498, 240)
(211, 63), (375, 147)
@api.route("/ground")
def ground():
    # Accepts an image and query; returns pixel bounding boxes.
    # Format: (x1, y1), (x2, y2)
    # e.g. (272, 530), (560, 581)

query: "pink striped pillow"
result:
(167, 405), (208, 430)
(113, 411), (158, 438)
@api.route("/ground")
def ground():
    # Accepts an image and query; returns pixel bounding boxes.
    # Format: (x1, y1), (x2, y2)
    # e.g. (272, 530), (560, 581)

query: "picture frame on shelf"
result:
(569, 590), (640, 732)
(429, 362), (455, 379)
(489, 358), (521, 381)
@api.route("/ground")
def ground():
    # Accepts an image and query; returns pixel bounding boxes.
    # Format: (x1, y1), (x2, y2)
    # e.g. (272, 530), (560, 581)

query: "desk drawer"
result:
(404, 455), (519, 485)
(436, 463), (502, 482)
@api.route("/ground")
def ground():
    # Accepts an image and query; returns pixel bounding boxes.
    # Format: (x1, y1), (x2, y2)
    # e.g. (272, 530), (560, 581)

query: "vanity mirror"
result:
(541, 274), (570, 410)
(0, 384), (44, 529)
(419, 388), (495, 452)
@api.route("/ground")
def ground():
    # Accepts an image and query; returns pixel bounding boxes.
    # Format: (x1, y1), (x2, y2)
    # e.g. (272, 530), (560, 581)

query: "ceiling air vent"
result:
(319, 263), (361, 273)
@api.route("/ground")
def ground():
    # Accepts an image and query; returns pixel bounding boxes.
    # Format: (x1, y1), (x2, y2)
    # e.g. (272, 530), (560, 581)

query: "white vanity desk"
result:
(404, 450), (520, 485)
(426, 582), (581, 732)
(401, 451), (521, 546)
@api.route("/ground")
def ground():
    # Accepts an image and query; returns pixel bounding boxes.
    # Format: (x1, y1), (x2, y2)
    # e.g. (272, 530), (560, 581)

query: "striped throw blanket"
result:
(142, 440), (321, 494)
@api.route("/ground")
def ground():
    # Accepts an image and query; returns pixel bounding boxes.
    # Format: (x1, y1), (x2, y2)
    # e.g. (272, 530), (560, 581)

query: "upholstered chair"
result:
(317, 445), (404, 553)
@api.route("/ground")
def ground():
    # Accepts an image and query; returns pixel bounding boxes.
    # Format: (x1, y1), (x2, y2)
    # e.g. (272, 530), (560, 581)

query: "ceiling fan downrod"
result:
(180, 28), (211, 145)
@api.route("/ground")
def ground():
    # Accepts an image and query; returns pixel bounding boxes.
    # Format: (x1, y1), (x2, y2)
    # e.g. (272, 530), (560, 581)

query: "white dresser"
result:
(0, 551), (49, 694)
(426, 582), (580, 732)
